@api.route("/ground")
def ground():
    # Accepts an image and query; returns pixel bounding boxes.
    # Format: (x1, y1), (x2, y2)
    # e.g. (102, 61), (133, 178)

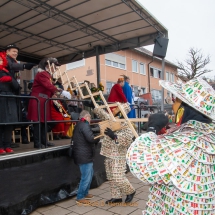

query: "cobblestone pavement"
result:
(32, 172), (149, 215)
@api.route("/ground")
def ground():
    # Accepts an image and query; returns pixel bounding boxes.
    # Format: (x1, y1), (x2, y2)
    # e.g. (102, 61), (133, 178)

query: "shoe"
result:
(11, 143), (19, 148)
(0, 148), (6, 155)
(22, 139), (30, 144)
(85, 194), (93, 199)
(47, 142), (55, 147)
(105, 198), (122, 204)
(125, 191), (136, 203)
(5, 148), (14, 154)
(43, 142), (55, 147)
(34, 144), (45, 149)
(76, 199), (90, 205)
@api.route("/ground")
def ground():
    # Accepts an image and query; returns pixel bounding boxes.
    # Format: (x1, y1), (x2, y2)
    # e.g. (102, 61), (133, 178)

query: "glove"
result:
(61, 90), (71, 99)
(104, 127), (116, 140)
(147, 113), (169, 134)
(23, 63), (36, 70)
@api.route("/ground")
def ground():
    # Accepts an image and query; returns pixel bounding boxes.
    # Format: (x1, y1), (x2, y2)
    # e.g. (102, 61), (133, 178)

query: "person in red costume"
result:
(28, 57), (62, 148)
(0, 52), (20, 155)
(108, 78), (127, 103)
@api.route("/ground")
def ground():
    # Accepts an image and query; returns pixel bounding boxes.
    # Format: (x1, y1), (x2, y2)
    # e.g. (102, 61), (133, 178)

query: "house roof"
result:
(134, 47), (178, 68)
(0, 0), (168, 64)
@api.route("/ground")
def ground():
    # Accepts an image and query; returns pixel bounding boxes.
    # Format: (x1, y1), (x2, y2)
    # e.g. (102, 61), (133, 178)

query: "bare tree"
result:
(176, 48), (212, 81)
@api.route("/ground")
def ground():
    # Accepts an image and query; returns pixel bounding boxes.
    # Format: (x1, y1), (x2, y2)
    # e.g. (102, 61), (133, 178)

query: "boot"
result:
(125, 191), (136, 203)
(33, 124), (40, 148)
(105, 198), (122, 204)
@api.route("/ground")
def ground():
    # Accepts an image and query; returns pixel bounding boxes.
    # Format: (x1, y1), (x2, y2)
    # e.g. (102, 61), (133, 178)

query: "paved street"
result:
(32, 172), (149, 215)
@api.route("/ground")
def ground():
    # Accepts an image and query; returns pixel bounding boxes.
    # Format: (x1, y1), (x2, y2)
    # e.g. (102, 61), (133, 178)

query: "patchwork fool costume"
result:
(127, 78), (215, 215)
(94, 104), (136, 203)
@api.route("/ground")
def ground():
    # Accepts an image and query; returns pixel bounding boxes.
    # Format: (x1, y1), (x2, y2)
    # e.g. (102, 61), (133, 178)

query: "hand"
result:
(23, 63), (36, 70)
(57, 88), (63, 92)
(104, 127), (116, 140)
(147, 113), (168, 134)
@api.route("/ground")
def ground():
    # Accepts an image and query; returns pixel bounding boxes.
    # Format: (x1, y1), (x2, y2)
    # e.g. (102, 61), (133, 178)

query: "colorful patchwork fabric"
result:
(126, 120), (215, 214)
(101, 125), (133, 159)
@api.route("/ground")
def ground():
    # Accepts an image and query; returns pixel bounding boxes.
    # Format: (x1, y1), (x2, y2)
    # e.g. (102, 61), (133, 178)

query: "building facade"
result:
(19, 48), (177, 103)
(60, 48), (178, 103)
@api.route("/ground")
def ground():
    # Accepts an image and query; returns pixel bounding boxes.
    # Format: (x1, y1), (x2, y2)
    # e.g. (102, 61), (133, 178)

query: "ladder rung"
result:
(78, 84), (86, 88)
(83, 92), (100, 99)
(98, 103), (118, 109)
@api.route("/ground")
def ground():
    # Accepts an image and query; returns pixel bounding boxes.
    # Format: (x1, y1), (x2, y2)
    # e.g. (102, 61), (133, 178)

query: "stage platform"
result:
(0, 140), (106, 215)
(11, 139), (71, 154)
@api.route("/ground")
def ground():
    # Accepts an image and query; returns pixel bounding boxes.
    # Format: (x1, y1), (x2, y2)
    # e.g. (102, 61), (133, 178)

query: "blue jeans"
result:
(77, 162), (94, 200)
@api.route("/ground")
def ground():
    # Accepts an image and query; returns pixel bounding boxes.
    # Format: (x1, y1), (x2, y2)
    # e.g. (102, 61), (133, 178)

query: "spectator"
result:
(5, 44), (36, 147)
(55, 77), (64, 90)
(121, 75), (136, 118)
(107, 78), (127, 114)
(0, 52), (19, 154)
(5, 44), (36, 79)
(28, 57), (62, 148)
(72, 110), (100, 205)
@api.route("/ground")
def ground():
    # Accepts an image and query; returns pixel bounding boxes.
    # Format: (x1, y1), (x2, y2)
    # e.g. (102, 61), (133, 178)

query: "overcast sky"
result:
(138, 0), (215, 78)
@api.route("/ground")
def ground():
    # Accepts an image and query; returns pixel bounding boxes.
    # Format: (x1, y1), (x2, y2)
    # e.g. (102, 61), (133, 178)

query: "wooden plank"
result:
(116, 118), (148, 122)
(99, 91), (116, 121)
(116, 102), (138, 138)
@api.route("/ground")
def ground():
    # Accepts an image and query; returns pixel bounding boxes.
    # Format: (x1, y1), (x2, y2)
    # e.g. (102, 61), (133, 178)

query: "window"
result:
(141, 88), (146, 94)
(166, 72), (169, 81)
(106, 82), (115, 94)
(105, 59), (111, 65)
(140, 63), (145, 75)
(166, 72), (175, 82)
(151, 89), (162, 103)
(105, 53), (126, 70)
(119, 63), (125, 69)
(132, 60), (138, 73)
(133, 86), (139, 96)
(150, 67), (161, 78)
(171, 73), (174, 82)
(66, 59), (85, 70)
(113, 61), (118, 67)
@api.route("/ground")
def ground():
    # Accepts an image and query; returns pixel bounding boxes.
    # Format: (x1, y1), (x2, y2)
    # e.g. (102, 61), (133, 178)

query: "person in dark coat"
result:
(5, 44), (36, 79)
(72, 110), (100, 205)
(0, 52), (20, 155)
(5, 44), (36, 147)
(27, 57), (62, 148)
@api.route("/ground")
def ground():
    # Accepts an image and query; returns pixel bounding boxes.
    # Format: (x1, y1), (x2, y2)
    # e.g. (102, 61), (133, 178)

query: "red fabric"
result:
(108, 84), (127, 103)
(0, 76), (12, 82)
(50, 101), (65, 133)
(28, 71), (57, 122)
(0, 52), (8, 71)
(108, 84), (127, 111)
(158, 127), (167, 135)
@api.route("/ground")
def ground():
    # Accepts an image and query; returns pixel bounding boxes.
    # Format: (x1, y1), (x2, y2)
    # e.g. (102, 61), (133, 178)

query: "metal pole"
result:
(96, 46), (101, 87)
(161, 58), (165, 111)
